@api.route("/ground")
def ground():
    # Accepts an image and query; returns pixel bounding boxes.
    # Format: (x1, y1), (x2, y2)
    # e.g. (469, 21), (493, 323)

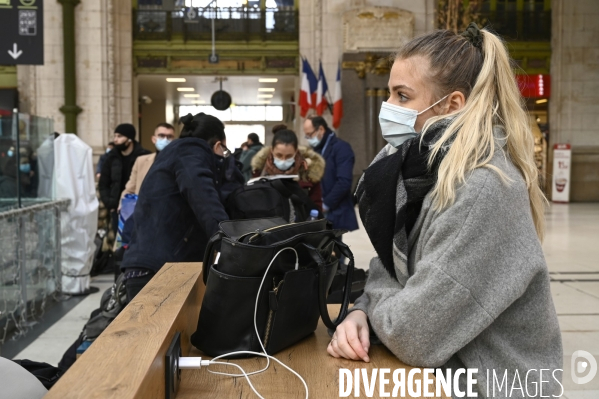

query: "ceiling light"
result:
(258, 88), (275, 92)
(192, 100), (206, 104)
(257, 94), (273, 98)
(177, 87), (195, 92)
(535, 99), (548, 104)
(257, 100), (271, 104)
(166, 78), (186, 82)
(259, 78), (278, 83)
(184, 94), (200, 98)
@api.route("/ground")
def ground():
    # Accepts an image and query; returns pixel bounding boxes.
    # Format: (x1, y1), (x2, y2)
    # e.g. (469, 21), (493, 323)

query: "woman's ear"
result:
(445, 91), (466, 114)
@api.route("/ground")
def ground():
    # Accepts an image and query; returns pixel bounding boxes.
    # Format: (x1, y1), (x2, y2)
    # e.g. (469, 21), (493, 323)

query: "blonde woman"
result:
(327, 24), (562, 397)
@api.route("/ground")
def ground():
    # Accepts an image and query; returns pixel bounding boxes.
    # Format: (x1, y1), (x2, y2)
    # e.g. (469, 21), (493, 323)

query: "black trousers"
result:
(125, 273), (155, 303)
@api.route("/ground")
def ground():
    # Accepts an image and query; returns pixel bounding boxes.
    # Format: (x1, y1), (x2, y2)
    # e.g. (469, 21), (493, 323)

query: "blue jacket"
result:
(313, 130), (359, 231)
(121, 137), (243, 273)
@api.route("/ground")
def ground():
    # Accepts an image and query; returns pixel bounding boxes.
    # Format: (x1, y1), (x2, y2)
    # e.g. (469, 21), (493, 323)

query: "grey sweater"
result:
(352, 150), (563, 398)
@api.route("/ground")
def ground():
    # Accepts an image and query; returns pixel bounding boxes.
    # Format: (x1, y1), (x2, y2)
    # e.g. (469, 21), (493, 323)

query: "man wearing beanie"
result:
(99, 123), (150, 235)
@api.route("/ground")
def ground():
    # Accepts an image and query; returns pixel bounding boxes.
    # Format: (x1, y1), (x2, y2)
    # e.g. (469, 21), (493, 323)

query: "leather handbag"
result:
(191, 217), (354, 357)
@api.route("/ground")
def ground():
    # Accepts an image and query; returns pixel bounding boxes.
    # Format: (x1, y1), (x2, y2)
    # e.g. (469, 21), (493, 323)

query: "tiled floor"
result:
(11, 277), (113, 365)
(4, 203), (599, 398)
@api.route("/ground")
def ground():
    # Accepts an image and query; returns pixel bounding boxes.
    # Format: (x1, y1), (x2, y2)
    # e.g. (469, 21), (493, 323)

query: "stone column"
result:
(17, 0), (133, 160)
(58, 0), (82, 134)
(298, 0), (436, 180)
(549, 0), (599, 201)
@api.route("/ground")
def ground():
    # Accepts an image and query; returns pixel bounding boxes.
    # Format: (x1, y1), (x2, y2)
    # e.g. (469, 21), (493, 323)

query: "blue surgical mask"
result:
(20, 163), (31, 173)
(7, 150), (14, 157)
(105, 148), (111, 154)
(307, 136), (321, 148)
(379, 95), (449, 147)
(155, 137), (172, 152)
(273, 157), (295, 171)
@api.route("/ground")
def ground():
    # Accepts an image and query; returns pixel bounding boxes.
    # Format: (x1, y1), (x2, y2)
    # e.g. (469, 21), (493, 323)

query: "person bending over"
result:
(327, 24), (562, 397)
(120, 113), (243, 302)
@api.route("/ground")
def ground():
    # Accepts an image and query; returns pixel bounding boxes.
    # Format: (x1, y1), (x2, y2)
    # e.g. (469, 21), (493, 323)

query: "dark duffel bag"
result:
(191, 217), (354, 357)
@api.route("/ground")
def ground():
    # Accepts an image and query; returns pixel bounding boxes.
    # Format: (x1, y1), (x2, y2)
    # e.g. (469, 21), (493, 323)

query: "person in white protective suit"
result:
(54, 134), (99, 294)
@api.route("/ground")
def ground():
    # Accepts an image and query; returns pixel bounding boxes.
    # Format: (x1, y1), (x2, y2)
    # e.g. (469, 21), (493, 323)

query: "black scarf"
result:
(355, 119), (453, 283)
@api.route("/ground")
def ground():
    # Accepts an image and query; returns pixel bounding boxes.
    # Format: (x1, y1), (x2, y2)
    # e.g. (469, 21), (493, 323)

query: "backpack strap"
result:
(202, 231), (223, 284)
(303, 239), (354, 330)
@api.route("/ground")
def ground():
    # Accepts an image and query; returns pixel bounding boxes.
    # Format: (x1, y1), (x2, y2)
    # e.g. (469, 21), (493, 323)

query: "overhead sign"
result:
(0, 0), (44, 65)
(211, 90), (231, 111)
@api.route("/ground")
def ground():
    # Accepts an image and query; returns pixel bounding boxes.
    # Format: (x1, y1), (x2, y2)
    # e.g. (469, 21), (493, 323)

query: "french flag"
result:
(332, 62), (343, 129)
(316, 60), (329, 116)
(299, 57), (318, 117)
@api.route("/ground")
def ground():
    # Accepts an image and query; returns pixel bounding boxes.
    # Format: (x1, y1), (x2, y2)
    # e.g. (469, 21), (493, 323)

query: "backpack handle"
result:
(304, 240), (354, 330)
(202, 231), (223, 285)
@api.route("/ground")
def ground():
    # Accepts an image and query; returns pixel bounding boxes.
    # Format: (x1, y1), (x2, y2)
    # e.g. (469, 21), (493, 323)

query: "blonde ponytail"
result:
(397, 28), (546, 241)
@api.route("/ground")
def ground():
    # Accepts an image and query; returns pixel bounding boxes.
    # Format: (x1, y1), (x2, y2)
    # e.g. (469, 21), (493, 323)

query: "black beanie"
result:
(114, 123), (136, 141)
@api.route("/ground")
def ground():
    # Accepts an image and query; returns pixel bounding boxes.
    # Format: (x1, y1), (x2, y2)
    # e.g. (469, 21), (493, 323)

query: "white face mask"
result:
(379, 95), (449, 148)
(273, 156), (295, 171)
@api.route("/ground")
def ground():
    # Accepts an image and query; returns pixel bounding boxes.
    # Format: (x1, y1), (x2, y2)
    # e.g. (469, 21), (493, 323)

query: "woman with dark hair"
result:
(251, 127), (325, 213)
(120, 113), (243, 301)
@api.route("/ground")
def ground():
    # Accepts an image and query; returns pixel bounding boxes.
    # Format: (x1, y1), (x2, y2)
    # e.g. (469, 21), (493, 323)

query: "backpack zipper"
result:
(263, 277), (284, 349)
(248, 219), (317, 243)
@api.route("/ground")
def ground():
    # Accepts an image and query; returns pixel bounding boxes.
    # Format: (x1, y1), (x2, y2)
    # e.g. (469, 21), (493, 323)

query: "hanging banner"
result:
(552, 144), (572, 203)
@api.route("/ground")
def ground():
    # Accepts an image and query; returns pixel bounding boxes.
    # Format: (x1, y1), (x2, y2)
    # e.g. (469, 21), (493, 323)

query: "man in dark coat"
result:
(98, 124), (150, 235)
(303, 116), (358, 232)
(120, 113), (243, 301)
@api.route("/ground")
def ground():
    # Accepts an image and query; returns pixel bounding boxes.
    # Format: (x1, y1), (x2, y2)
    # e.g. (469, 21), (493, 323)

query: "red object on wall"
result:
(516, 74), (551, 98)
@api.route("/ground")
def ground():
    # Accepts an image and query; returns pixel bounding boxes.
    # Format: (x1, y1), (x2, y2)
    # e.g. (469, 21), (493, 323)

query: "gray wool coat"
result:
(352, 147), (563, 398)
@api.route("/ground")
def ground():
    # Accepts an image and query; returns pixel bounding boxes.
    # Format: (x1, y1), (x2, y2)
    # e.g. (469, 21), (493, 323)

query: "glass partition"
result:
(0, 109), (61, 349)
(0, 108), (55, 212)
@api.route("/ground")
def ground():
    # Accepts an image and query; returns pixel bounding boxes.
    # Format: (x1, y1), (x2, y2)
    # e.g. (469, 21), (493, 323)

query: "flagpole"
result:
(325, 91), (334, 114)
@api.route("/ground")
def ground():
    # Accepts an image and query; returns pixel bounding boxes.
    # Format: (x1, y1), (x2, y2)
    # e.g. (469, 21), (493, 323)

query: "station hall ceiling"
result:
(138, 75), (298, 107)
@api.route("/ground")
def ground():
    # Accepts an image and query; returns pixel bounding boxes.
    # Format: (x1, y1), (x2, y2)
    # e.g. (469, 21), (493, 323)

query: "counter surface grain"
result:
(179, 304), (451, 399)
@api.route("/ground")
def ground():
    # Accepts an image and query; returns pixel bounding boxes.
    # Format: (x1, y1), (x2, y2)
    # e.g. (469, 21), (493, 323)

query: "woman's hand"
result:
(327, 310), (370, 362)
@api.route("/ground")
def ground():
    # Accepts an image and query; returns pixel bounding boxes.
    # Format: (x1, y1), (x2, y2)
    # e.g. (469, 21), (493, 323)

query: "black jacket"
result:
(98, 142), (150, 210)
(121, 138), (243, 273)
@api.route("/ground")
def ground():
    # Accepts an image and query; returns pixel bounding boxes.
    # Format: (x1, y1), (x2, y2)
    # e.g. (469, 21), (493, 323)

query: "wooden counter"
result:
(46, 262), (449, 399)
(180, 306), (450, 399)
(45, 263), (205, 399)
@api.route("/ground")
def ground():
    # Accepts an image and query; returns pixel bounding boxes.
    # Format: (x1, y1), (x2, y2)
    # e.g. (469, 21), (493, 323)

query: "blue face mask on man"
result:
(155, 137), (172, 152)
(20, 163), (31, 173)
(306, 136), (321, 148)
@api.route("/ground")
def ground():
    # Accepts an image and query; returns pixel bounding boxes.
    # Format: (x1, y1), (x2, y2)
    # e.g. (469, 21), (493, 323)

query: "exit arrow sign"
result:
(0, 2), (44, 65)
(8, 43), (23, 59)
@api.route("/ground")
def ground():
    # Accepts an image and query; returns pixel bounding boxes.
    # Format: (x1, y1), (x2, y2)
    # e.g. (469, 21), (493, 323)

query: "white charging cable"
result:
(181, 247), (308, 399)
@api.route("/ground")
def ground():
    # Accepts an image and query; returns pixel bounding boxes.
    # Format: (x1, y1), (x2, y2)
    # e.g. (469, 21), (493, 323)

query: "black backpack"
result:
(226, 178), (320, 223)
